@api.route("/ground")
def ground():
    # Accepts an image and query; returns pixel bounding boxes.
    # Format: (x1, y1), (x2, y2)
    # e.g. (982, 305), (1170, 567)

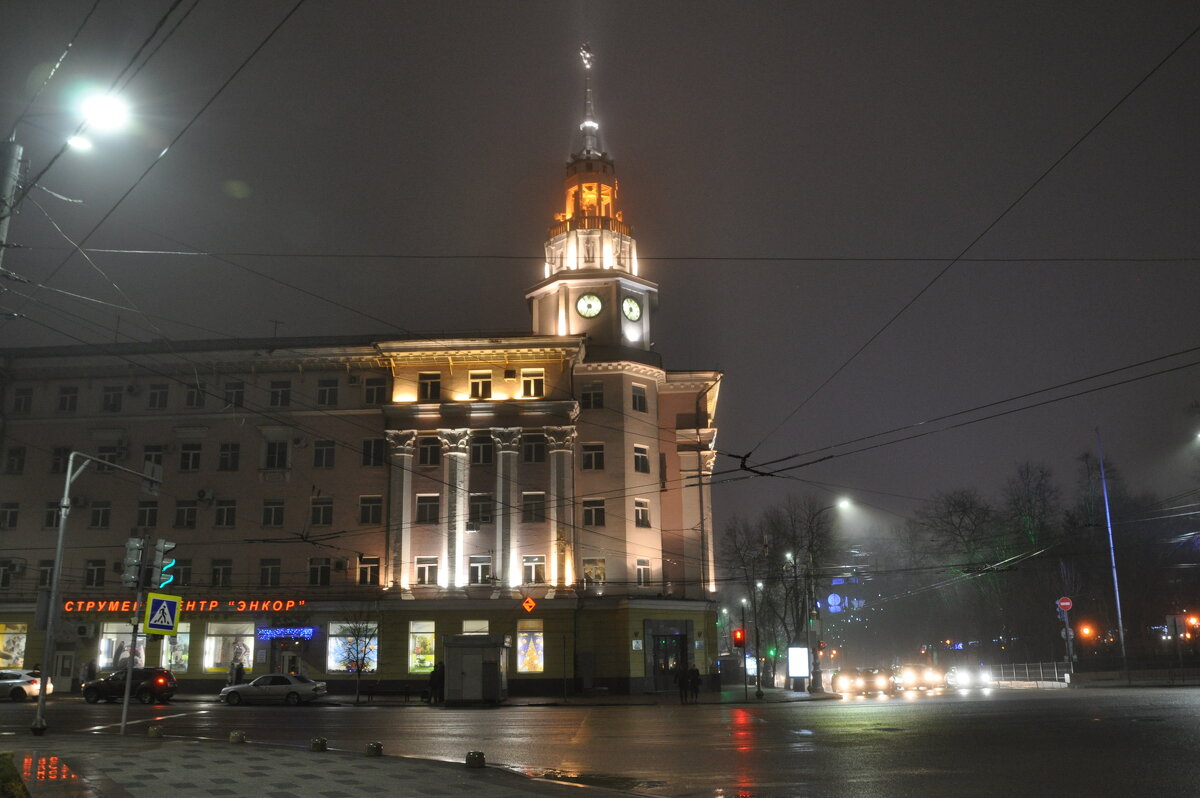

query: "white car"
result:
(945, 665), (993, 688)
(1, 670), (52, 701)
(219, 673), (327, 706)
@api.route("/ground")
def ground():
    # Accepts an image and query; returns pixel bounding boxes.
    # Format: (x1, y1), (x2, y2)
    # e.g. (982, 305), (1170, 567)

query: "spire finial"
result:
(577, 43), (601, 158)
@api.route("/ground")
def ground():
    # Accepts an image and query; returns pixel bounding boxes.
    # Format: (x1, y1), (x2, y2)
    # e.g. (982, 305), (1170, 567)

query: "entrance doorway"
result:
(650, 633), (686, 692)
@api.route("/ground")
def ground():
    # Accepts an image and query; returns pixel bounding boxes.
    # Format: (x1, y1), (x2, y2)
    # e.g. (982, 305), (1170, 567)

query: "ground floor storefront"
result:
(3, 594), (717, 698)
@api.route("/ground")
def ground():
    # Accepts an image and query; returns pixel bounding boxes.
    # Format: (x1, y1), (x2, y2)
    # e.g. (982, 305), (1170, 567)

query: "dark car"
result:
(83, 668), (177, 704)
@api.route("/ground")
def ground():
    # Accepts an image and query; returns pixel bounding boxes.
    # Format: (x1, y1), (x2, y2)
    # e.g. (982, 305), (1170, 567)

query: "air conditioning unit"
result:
(334, 559), (348, 572)
(292, 436), (307, 447)
(197, 488), (215, 502)
(347, 375), (361, 385)
(75, 623), (97, 638)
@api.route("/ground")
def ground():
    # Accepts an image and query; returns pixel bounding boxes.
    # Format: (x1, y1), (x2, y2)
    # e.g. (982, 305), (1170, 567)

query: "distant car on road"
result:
(945, 665), (993, 689)
(83, 668), (177, 704)
(1, 670), (53, 701)
(219, 673), (327, 706)
(895, 664), (944, 691)
(834, 667), (897, 696)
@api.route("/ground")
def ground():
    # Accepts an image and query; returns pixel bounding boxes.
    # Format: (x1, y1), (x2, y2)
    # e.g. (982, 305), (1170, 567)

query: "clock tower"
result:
(527, 45), (658, 357)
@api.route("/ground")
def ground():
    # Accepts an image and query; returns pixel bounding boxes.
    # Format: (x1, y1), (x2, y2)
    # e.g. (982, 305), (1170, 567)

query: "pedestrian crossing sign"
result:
(144, 592), (182, 636)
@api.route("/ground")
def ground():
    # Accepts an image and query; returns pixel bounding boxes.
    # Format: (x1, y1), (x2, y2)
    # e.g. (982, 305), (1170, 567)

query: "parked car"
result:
(833, 667), (897, 696)
(895, 664), (944, 691)
(945, 665), (993, 689)
(83, 668), (177, 704)
(219, 673), (327, 706)
(1, 670), (52, 701)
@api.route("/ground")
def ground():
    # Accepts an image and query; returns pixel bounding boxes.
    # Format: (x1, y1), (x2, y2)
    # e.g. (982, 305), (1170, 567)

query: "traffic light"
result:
(122, 537), (146, 588)
(152, 539), (177, 589)
(732, 628), (746, 647)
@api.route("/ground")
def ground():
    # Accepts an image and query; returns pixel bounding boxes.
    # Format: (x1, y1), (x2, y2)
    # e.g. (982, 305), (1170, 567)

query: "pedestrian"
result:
(674, 665), (688, 703)
(688, 665), (701, 703)
(429, 661), (445, 705)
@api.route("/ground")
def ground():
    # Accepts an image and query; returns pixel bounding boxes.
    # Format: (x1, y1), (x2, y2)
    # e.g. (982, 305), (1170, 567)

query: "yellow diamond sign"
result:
(522, 597), (537, 613)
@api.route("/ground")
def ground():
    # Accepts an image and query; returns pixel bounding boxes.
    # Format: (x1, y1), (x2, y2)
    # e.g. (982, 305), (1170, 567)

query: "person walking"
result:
(674, 664), (688, 703)
(429, 661), (445, 705)
(688, 665), (701, 703)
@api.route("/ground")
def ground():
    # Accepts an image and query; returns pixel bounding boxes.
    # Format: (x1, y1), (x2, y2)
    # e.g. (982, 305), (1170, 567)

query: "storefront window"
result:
(516, 619), (544, 673)
(408, 621), (435, 673)
(99, 623), (144, 670)
(0, 623), (28, 669)
(326, 622), (378, 673)
(203, 621), (253, 676)
(160, 623), (190, 671)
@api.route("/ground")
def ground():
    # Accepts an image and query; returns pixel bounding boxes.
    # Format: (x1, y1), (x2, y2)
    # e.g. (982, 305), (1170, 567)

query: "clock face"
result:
(576, 293), (602, 318)
(622, 296), (642, 321)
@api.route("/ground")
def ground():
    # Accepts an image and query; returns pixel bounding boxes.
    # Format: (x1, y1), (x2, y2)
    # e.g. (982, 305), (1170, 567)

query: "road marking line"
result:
(81, 711), (204, 732)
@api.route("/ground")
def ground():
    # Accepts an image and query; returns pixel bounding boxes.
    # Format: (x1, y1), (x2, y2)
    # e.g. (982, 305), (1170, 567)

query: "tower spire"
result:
(577, 43), (602, 158)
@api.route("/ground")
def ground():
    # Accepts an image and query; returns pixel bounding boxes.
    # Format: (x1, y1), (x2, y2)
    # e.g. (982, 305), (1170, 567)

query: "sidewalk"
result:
(7, 687), (834, 797)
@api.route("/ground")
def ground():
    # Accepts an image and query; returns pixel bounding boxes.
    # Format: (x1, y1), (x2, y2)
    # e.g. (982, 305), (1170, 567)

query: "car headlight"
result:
(925, 670), (942, 684)
(875, 676), (888, 689)
(835, 676), (850, 690)
(978, 670), (992, 684)
(855, 678), (865, 687)
(957, 672), (972, 687)
(902, 669), (917, 684)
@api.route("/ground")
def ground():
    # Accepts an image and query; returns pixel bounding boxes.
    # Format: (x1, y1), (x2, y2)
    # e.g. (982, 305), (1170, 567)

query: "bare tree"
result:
(332, 609), (379, 705)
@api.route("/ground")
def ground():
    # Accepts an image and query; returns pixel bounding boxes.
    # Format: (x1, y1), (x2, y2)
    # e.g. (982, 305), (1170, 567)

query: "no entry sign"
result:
(1056, 596), (1073, 611)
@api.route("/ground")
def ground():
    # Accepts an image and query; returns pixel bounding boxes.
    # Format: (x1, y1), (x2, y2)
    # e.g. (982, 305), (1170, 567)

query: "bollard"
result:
(309, 737), (327, 752)
(465, 751), (486, 768)
(365, 741), (383, 757)
(147, 725), (164, 738)
(229, 730), (246, 744)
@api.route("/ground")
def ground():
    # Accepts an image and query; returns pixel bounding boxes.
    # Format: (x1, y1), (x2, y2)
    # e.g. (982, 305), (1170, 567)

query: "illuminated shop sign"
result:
(257, 627), (317, 641)
(63, 598), (308, 614)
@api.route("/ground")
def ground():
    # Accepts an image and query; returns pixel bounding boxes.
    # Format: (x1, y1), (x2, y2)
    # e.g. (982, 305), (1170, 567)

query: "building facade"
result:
(0, 55), (720, 697)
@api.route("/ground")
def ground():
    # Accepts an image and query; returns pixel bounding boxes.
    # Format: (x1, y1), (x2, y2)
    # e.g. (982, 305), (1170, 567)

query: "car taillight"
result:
(156, 677), (165, 685)
(27, 679), (38, 685)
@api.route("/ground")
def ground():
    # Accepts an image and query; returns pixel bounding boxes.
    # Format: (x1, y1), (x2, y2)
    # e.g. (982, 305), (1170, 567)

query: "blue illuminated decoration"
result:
(831, 578), (845, 586)
(256, 627), (316, 641)
(826, 593), (843, 614)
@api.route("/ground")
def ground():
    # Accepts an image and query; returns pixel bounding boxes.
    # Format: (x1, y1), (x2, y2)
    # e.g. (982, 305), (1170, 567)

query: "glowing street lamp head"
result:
(66, 136), (93, 151)
(80, 93), (129, 132)
(837, 498), (851, 510)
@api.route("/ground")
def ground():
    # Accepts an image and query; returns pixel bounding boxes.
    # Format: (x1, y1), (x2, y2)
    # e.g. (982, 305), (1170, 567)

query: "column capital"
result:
(439, 428), (472, 457)
(491, 427), (523, 453)
(544, 425), (577, 453)
(387, 430), (418, 455)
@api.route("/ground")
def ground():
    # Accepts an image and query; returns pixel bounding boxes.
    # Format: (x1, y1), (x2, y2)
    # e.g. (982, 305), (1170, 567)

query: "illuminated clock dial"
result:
(576, 293), (602, 318)
(622, 296), (642, 321)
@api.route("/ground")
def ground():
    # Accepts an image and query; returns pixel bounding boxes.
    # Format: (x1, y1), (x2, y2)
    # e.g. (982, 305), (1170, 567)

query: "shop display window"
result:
(203, 621), (253, 675)
(516, 619), (544, 673)
(408, 621), (435, 673)
(326, 622), (378, 673)
(160, 623), (190, 671)
(0, 623), (27, 669)
(99, 623), (144, 670)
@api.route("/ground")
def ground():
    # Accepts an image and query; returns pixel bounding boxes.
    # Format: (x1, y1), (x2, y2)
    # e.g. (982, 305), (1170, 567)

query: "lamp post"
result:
(805, 499), (850, 694)
(786, 552), (805, 691)
(751, 581), (764, 698)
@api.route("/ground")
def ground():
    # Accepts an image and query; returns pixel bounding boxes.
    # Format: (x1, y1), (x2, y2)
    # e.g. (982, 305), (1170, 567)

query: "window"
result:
(580, 382), (604, 409)
(328, 621), (378, 673)
(313, 439), (335, 468)
(174, 500), (198, 528)
(634, 444), (651, 474)
(143, 444), (165, 467)
(89, 502), (111, 528)
(582, 558), (606, 585)
(309, 557), (331, 586)
(469, 370), (492, 399)
(50, 447), (70, 473)
(0, 562), (12, 589)
(12, 388), (32, 413)
(269, 380), (291, 407)
(416, 495), (439, 524)
(265, 440), (289, 469)
(415, 557), (438, 586)
(101, 386), (123, 412)
(136, 501), (158, 528)
(4, 447), (25, 475)
(470, 435), (493, 465)
(409, 620), (435, 672)
(463, 619), (488, 635)
(96, 445), (118, 473)
(635, 498), (651, 527)
(38, 560), (53, 587)
(521, 492), (546, 523)
(417, 436), (440, 466)
(262, 500), (284, 527)
(175, 559), (192, 587)
(364, 376), (387, 405)
(631, 384), (648, 412)
(310, 497), (333, 526)
(85, 559), (106, 588)
(57, 387), (78, 412)
(179, 443), (201, 472)
(522, 555), (546, 584)
(361, 438), (385, 466)
(582, 499), (606, 526)
(218, 442), (240, 471)
(468, 556), (491, 585)
(211, 559), (233, 587)
(582, 443), (605, 470)
(358, 556), (380, 586)
(43, 502), (61, 529)
(215, 500), (236, 527)
(522, 368), (544, 398)
(259, 558), (280, 587)
(223, 381), (244, 408)
(516, 619), (544, 673)
(636, 558), (651, 587)
(185, 382), (206, 408)
(316, 378), (339, 407)
(148, 384), (169, 409)
(0, 503), (18, 529)
(359, 495), (382, 525)
(468, 494), (493, 525)
(418, 372), (441, 401)
(522, 433), (546, 463)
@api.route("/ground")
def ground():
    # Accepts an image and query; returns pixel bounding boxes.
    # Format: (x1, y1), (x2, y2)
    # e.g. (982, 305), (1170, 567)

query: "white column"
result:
(492, 428), (522, 597)
(545, 425), (577, 592)
(386, 431), (416, 592)
(440, 429), (471, 589)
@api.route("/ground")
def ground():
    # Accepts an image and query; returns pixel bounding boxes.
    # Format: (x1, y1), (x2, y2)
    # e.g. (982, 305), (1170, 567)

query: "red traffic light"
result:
(732, 628), (746, 647)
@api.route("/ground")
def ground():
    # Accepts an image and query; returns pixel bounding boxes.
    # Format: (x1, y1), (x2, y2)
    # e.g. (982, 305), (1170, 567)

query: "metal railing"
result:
(991, 662), (1069, 682)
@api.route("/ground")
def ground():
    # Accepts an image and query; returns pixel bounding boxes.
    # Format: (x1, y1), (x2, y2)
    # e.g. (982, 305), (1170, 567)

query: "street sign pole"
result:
(1057, 597), (1075, 675)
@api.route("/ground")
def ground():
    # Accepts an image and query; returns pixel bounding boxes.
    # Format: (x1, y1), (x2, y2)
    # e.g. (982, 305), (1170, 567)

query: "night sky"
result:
(4, 2), (1199, 544)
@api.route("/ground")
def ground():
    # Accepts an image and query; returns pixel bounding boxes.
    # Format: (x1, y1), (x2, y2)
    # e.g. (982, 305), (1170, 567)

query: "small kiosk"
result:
(443, 634), (509, 705)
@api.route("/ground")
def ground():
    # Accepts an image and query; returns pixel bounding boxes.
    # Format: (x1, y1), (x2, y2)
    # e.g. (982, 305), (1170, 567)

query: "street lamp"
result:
(805, 499), (851, 694)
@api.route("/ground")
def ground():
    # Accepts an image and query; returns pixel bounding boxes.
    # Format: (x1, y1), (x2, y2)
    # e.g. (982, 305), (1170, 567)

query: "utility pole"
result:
(0, 139), (24, 271)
